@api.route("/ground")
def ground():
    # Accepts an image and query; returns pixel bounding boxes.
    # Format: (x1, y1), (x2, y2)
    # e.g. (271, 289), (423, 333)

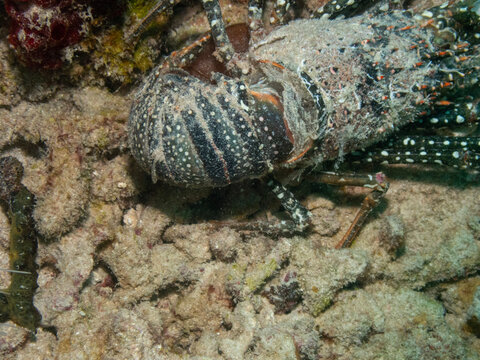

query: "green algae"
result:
(245, 258), (278, 292)
(128, 0), (160, 19)
(91, 26), (158, 84)
(93, 29), (135, 81)
(310, 296), (332, 317)
(133, 42), (155, 72)
(72, 0), (169, 85)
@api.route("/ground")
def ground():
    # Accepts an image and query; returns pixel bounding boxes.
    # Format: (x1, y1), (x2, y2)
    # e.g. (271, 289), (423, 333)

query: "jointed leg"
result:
(350, 135), (480, 170)
(248, 0), (264, 35)
(212, 172), (387, 246)
(271, 0), (296, 25)
(209, 177), (312, 236)
(127, 0), (237, 68)
(160, 33), (213, 70)
(267, 178), (313, 231)
(312, 0), (372, 20)
(201, 0), (236, 63)
(305, 171), (390, 248)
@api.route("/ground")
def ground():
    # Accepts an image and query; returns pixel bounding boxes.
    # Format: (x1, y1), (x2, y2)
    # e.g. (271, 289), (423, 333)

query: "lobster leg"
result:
(305, 171), (390, 248)
(209, 177), (312, 236)
(312, 0), (374, 19)
(350, 135), (480, 170)
(201, 0), (236, 63)
(267, 178), (313, 231)
(127, 0), (237, 66)
(160, 33), (213, 70)
(248, 0), (264, 35)
(236, 171), (388, 247)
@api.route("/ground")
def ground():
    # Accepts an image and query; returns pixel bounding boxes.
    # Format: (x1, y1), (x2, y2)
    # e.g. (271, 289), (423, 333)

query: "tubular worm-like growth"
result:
(0, 157), (41, 331)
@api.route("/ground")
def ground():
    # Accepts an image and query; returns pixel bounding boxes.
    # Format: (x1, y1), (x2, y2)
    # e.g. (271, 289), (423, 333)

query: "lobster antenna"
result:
(126, 0), (179, 44)
(0, 268), (32, 275)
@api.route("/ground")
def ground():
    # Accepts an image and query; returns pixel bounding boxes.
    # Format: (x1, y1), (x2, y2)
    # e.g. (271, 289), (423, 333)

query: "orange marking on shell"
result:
(456, 42), (469, 49)
(248, 90), (283, 111)
(436, 100), (453, 106)
(248, 89), (294, 144)
(285, 141), (313, 164)
(283, 119), (295, 144)
(420, 19), (435, 27)
(258, 59), (285, 70)
(175, 35), (211, 58)
(210, 140), (231, 183)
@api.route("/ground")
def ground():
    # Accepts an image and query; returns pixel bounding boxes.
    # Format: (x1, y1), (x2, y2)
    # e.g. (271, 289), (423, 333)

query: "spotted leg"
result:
(270, 0), (296, 25)
(201, 0), (236, 63)
(350, 135), (480, 170)
(127, 0), (236, 66)
(304, 171), (390, 248)
(312, 0), (374, 19)
(248, 0), (264, 40)
(210, 177), (312, 236)
(160, 33), (213, 70)
(267, 178), (313, 231)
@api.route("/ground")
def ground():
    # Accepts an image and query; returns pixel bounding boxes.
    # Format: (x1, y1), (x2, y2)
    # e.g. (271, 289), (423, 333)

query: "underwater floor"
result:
(1, 0), (480, 358)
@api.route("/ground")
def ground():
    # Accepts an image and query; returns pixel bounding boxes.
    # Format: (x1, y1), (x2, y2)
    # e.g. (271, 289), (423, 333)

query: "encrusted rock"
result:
(291, 242), (369, 316)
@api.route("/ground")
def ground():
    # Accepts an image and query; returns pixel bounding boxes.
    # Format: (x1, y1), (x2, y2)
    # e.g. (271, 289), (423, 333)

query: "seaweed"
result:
(0, 156), (41, 331)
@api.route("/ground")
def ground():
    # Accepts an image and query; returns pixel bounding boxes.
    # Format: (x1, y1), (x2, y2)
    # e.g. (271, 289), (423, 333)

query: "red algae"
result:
(4, 0), (123, 69)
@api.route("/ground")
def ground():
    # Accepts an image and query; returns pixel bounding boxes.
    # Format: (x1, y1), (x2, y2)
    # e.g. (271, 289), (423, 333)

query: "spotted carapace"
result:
(128, 0), (480, 247)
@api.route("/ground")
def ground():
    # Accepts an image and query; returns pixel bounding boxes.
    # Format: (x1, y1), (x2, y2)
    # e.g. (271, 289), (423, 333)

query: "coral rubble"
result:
(1, 0), (479, 358)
